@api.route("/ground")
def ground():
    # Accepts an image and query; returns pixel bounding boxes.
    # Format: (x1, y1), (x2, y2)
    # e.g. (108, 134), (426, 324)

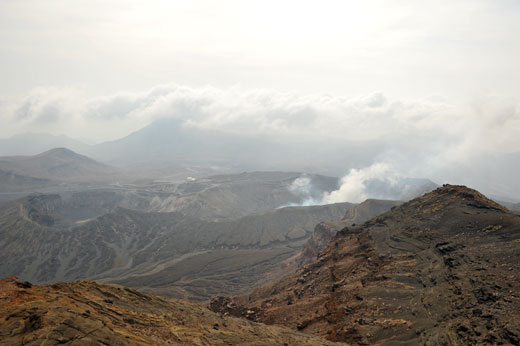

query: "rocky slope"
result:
(152, 171), (339, 221)
(0, 277), (345, 346)
(0, 193), (353, 300)
(209, 185), (520, 345)
(300, 200), (402, 265)
(0, 169), (56, 203)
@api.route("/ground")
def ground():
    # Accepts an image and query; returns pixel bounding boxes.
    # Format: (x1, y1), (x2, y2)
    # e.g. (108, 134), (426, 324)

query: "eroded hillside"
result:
(210, 185), (520, 345)
(0, 277), (346, 346)
(0, 193), (354, 300)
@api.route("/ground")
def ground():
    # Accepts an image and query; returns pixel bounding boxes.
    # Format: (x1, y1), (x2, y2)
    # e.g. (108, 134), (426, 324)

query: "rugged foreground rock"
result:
(299, 200), (402, 265)
(210, 185), (520, 345)
(0, 276), (346, 346)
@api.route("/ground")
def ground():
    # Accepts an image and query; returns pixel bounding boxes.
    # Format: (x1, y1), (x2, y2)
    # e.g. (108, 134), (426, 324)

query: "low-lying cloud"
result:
(322, 163), (396, 204)
(1, 84), (519, 199)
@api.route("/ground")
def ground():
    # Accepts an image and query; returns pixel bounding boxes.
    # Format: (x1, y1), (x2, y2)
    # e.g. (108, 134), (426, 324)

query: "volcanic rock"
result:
(0, 276), (346, 346)
(209, 185), (520, 345)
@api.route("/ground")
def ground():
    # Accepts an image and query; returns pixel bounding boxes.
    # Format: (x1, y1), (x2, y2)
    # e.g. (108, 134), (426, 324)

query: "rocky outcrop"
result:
(0, 276), (346, 346)
(209, 185), (520, 345)
(300, 222), (343, 265)
(299, 199), (402, 265)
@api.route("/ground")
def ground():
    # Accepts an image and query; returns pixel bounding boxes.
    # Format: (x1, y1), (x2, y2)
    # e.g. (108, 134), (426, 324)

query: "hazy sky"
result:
(1, 0), (518, 148)
(1, 0), (519, 100)
(0, 1), (519, 198)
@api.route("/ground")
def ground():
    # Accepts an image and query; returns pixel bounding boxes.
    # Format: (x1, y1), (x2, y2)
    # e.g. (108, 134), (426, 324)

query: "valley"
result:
(0, 149), (410, 300)
(1, 147), (518, 345)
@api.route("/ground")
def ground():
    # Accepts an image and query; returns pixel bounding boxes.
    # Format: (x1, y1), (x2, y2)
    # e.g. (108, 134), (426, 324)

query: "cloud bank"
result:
(1, 84), (519, 198)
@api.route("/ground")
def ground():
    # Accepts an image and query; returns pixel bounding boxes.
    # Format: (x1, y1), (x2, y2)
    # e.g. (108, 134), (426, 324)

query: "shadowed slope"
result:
(299, 199), (403, 265)
(0, 193), (352, 300)
(0, 277), (346, 346)
(210, 185), (520, 345)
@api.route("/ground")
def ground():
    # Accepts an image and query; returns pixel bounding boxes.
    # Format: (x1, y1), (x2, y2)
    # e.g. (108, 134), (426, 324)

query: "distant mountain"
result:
(210, 185), (520, 345)
(88, 118), (382, 176)
(0, 277), (342, 346)
(90, 118), (250, 164)
(0, 133), (90, 156)
(0, 148), (119, 181)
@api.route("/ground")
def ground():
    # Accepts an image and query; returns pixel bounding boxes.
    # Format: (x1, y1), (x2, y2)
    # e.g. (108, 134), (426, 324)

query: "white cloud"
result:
(1, 1), (519, 98)
(1, 83), (519, 198)
(3, 84), (519, 152)
(322, 163), (396, 204)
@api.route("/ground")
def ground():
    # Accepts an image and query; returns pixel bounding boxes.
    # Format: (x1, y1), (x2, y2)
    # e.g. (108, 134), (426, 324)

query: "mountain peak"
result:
(404, 184), (511, 213)
(37, 147), (84, 159)
(0, 133), (90, 156)
(0, 147), (117, 181)
(210, 185), (520, 345)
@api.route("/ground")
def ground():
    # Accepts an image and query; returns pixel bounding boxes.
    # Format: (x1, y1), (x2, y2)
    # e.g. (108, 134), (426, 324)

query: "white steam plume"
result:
(321, 163), (397, 204)
(281, 175), (320, 207)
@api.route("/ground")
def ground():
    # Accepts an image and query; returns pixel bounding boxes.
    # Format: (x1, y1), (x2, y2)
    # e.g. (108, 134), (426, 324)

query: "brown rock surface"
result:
(0, 276), (346, 346)
(209, 185), (520, 345)
(300, 200), (402, 265)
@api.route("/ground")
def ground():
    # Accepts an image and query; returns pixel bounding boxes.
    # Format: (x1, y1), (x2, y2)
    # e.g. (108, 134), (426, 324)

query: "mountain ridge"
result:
(0, 133), (90, 156)
(0, 193), (355, 300)
(0, 147), (119, 181)
(209, 185), (520, 345)
(0, 276), (345, 346)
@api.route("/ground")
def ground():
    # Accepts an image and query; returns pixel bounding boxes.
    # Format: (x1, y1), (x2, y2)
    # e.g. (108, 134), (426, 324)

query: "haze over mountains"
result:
(0, 148), (125, 203)
(0, 133), (90, 156)
(0, 139), (443, 304)
(0, 121), (518, 346)
(0, 148), (118, 181)
(0, 178), (402, 300)
(1, 1), (519, 344)
(0, 121), (380, 178)
(2, 81), (520, 202)
(3, 185), (519, 345)
(2, 130), (519, 345)
(2, 117), (519, 201)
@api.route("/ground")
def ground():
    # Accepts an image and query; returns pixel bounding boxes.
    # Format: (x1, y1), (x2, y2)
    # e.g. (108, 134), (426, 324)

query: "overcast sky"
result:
(1, 0), (519, 144)
(1, 0), (519, 101)
(1, 1), (519, 199)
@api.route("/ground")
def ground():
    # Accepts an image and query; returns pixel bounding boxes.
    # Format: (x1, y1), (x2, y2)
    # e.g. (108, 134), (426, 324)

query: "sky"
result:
(1, 0), (519, 100)
(0, 0), (519, 199)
